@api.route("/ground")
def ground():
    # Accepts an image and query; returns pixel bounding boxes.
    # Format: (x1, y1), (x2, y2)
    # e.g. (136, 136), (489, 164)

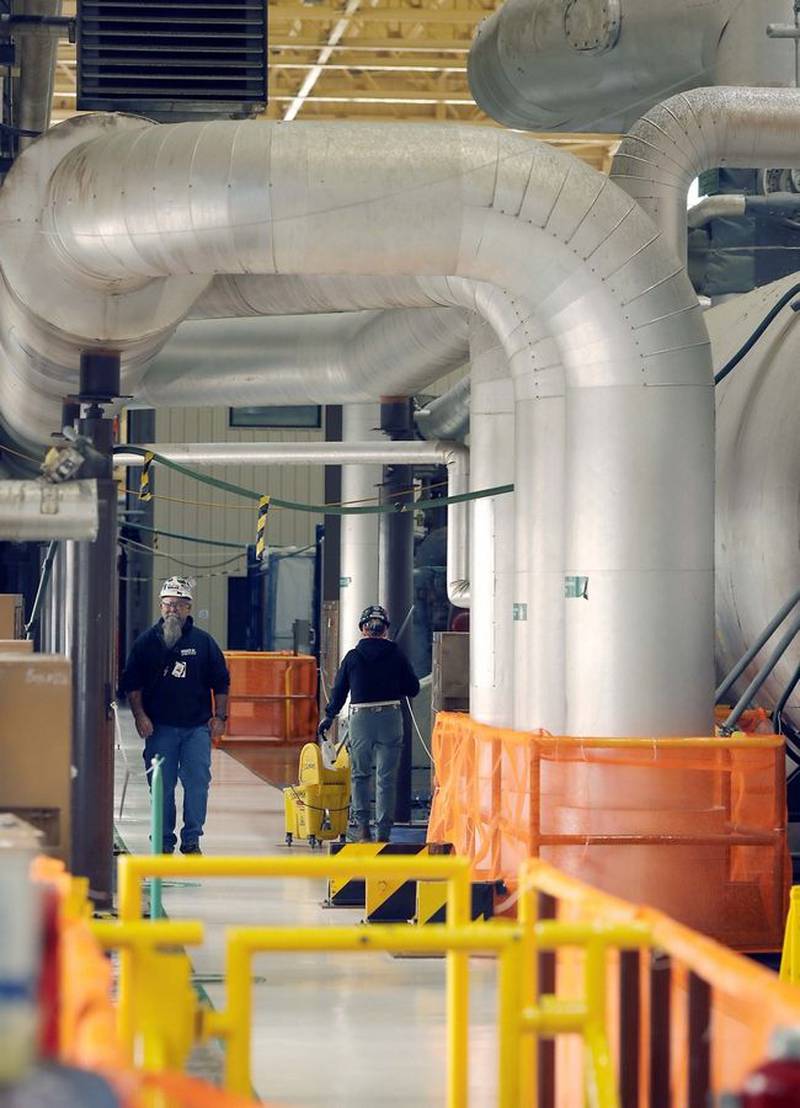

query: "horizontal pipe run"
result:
(116, 439), (470, 610)
(91, 921), (205, 949)
(227, 923), (523, 955)
(0, 478), (99, 540)
(534, 921), (651, 949)
(118, 853), (472, 920)
(521, 1002), (588, 1034)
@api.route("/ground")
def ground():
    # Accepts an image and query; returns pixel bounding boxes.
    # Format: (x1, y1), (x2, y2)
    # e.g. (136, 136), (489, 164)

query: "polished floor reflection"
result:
(114, 712), (498, 1106)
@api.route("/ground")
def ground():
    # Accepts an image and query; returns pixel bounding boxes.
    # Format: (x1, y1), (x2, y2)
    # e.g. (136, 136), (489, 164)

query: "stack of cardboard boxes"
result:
(0, 594), (72, 864)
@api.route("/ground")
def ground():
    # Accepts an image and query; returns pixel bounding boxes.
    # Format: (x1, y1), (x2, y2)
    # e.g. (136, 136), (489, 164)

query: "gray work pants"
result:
(348, 704), (403, 837)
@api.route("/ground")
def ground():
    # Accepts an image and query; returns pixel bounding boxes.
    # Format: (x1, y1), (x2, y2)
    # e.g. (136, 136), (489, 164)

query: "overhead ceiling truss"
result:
(51, 1), (619, 170)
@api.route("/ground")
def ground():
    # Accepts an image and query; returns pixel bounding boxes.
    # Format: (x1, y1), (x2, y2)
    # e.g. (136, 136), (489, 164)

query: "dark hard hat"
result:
(359, 604), (390, 628)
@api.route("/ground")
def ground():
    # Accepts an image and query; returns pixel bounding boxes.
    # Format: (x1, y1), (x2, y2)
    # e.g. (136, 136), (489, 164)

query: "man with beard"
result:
(120, 576), (229, 854)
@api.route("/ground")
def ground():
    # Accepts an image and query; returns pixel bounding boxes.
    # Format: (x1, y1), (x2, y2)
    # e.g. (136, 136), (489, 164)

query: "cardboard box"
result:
(0, 594), (24, 639)
(0, 640), (32, 654)
(0, 655), (71, 864)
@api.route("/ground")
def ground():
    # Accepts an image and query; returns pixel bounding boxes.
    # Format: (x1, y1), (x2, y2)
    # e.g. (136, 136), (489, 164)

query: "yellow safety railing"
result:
(109, 853), (657, 1108)
(115, 853), (473, 1106)
(101, 853), (800, 1107)
(781, 885), (800, 984)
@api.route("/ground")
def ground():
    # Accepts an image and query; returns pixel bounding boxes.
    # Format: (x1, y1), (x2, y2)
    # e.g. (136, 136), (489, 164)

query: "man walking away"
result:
(318, 605), (420, 842)
(119, 576), (230, 854)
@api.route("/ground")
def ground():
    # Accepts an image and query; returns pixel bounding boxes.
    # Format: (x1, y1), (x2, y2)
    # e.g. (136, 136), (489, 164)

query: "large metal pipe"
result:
(67, 361), (117, 909)
(0, 479), (98, 540)
(611, 86), (800, 262)
(468, 0), (794, 134)
(415, 375), (470, 442)
(137, 308), (469, 408)
(1, 114), (714, 735)
(468, 315), (515, 727)
(709, 274), (800, 729)
(13, 1), (62, 149)
(339, 405), (382, 656)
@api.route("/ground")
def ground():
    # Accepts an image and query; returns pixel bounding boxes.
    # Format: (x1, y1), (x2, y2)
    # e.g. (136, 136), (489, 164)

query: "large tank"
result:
(711, 274), (800, 729)
(469, 0), (797, 133)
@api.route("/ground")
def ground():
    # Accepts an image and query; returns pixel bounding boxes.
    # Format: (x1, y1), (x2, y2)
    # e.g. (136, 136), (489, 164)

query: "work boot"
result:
(375, 825), (392, 843)
(356, 823), (372, 843)
(180, 842), (202, 855)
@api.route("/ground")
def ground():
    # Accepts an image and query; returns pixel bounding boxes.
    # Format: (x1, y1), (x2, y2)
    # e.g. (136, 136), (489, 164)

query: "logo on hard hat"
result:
(358, 604), (389, 629)
(159, 576), (194, 602)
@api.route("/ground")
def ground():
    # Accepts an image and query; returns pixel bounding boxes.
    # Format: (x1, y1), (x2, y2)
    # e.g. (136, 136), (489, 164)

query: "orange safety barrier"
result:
(221, 651), (317, 743)
(428, 712), (789, 949)
(522, 859), (800, 1107)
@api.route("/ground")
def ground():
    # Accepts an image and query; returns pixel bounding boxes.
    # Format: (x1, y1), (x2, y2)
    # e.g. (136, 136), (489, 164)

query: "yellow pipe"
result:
(497, 934), (523, 1108)
(534, 920), (651, 949)
(215, 923), (518, 1101)
(225, 937), (253, 1098)
(223, 923), (517, 955)
(584, 1024), (619, 1108)
(521, 1002), (588, 1034)
(92, 921), (204, 949)
(446, 867), (471, 1108)
(118, 853), (473, 921)
(518, 866), (538, 1103)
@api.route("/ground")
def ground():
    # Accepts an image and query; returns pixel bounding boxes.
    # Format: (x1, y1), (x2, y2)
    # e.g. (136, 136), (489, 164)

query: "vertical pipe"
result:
(518, 867), (538, 1104)
(512, 326), (566, 733)
(225, 940), (253, 1096)
(149, 755), (163, 920)
(379, 397), (415, 824)
(446, 870), (470, 1108)
(497, 936), (523, 1108)
(468, 316), (515, 726)
(68, 351), (119, 908)
(339, 403), (382, 655)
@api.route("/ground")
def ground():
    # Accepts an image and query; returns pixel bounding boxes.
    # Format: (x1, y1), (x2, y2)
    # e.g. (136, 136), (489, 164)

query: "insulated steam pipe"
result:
(611, 87), (800, 262)
(0, 115), (714, 735)
(0, 479), (99, 540)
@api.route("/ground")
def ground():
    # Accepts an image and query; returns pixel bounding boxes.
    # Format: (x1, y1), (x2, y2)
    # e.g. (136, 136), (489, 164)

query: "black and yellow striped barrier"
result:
(255, 495), (270, 561)
(414, 880), (500, 926)
(138, 451), (154, 501)
(324, 841), (452, 914)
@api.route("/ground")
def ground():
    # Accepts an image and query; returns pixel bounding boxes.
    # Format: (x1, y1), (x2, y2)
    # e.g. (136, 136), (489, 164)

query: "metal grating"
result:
(76, 1), (267, 116)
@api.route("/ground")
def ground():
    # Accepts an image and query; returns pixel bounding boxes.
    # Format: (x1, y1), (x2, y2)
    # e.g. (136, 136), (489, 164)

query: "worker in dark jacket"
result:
(319, 604), (420, 842)
(119, 576), (230, 855)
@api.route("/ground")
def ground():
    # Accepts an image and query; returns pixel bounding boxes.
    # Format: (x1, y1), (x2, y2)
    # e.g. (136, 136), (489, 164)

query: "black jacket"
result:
(120, 617), (230, 728)
(325, 637), (420, 720)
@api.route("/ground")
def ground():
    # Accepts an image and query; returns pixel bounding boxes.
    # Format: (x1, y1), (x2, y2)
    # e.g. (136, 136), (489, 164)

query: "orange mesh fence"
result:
(521, 860), (800, 1106)
(429, 713), (789, 949)
(222, 651), (317, 742)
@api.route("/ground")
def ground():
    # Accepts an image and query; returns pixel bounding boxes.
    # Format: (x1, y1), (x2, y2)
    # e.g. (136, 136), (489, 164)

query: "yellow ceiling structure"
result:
(52, 1), (618, 171)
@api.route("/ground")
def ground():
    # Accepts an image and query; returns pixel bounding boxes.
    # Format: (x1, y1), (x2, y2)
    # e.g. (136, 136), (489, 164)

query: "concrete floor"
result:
(113, 712), (498, 1106)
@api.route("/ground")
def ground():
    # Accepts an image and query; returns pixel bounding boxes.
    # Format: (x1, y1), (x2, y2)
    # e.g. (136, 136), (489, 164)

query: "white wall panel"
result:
(153, 406), (325, 646)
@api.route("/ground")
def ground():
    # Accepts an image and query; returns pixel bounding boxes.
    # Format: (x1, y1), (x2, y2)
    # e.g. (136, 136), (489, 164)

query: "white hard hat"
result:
(159, 576), (194, 602)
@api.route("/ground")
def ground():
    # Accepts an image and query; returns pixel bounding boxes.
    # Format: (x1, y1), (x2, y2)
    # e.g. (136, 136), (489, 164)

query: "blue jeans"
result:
(348, 705), (403, 837)
(143, 723), (212, 851)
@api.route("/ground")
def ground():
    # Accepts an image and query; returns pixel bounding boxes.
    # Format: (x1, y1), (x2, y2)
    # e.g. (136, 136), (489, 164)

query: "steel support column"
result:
(379, 397), (414, 825)
(68, 351), (119, 907)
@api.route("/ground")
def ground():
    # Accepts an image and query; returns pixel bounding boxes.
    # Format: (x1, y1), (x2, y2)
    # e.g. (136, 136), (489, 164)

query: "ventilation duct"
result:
(468, 0), (795, 133)
(610, 86), (800, 263)
(0, 113), (713, 736)
(76, 0), (267, 117)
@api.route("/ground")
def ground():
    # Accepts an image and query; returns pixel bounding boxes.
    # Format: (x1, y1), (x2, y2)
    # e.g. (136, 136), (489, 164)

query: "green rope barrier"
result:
(119, 519), (247, 550)
(115, 445), (514, 515)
